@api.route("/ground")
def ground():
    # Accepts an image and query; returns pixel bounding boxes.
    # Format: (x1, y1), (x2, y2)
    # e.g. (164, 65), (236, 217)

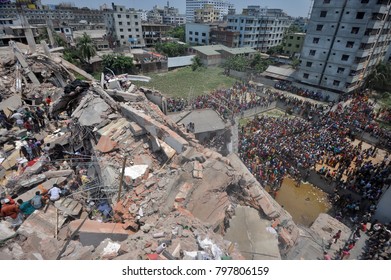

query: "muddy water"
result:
(270, 177), (331, 227)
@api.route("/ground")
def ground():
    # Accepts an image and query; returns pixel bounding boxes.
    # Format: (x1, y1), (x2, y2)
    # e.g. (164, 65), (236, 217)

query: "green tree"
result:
(365, 62), (391, 94)
(76, 33), (96, 63)
(155, 42), (187, 57)
(223, 55), (249, 72)
(191, 56), (203, 71)
(250, 53), (271, 73)
(102, 54), (134, 74)
(168, 25), (185, 42)
(266, 45), (284, 56)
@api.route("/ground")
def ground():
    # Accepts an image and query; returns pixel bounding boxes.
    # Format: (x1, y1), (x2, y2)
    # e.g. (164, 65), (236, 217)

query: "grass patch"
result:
(133, 66), (238, 98)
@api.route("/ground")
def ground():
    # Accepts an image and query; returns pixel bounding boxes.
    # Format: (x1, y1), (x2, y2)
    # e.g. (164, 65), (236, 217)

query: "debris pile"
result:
(0, 41), (300, 260)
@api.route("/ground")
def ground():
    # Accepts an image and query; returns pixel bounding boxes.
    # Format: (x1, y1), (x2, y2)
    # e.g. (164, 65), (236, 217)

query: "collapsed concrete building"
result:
(0, 41), (347, 260)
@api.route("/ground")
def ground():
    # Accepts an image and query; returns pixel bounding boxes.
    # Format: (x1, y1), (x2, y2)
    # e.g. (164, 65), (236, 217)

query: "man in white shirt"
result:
(48, 184), (61, 201)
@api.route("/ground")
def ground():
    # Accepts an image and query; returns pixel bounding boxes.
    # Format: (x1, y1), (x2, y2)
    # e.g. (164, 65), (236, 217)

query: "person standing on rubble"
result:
(0, 110), (12, 130)
(10, 110), (24, 128)
(35, 106), (46, 128)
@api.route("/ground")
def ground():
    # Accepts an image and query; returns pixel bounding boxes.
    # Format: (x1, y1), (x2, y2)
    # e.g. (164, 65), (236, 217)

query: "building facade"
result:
(226, 6), (292, 52)
(0, 2), (104, 26)
(103, 3), (144, 48)
(194, 4), (220, 23)
(296, 0), (391, 94)
(186, 0), (234, 22)
(210, 27), (240, 47)
(282, 32), (306, 57)
(186, 22), (213, 45)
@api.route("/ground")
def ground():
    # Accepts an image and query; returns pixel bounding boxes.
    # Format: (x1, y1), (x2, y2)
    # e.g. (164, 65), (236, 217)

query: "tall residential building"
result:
(186, 0), (234, 22)
(103, 3), (144, 48)
(226, 6), (292, 52)
(194, 4), (220, 23)
(296, 0), (391, 94)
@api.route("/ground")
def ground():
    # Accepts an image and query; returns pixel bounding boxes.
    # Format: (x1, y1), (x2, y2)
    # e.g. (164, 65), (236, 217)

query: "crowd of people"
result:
(167, 81), (277, 118)
(274, 81), (329, 102)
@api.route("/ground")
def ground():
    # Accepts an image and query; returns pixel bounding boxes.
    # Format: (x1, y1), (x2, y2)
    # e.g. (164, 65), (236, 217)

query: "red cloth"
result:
(1, 204), (19, 219)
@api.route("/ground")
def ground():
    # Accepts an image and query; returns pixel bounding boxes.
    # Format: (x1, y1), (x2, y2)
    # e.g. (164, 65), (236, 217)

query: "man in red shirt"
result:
(45, 96), (52, 106)
(0, 198), (23, 228)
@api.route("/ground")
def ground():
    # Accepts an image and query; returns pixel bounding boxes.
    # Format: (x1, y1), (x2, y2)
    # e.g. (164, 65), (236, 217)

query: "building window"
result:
(361, 0), (369, 3)
(136, 28), (139, 32)
(306, 62), (313, 67)
(323, 0), (330, 3)
(346, 41), (354, 48)
(128, 35), (132, 38)
(134, 15), (138, 19)
(309, 49), (316, 56)
(313, 37), (320, 44)
(126, 15), (130, 19)
(351, 27), (360, 34)
(189, 31), (193, 35)
(341, 54), (349, 61)
(128, 29), (131, 32)
(356, 12), (365, 19)
(202, 32), (206, 36)
(195, 32), (199, 35)
(120, 28), (123, 32)
(127, 22), (130, 25)
(120, 35), (124, 39)
(118, 15), (121, 18)
(119, 22), (122, 25)
(303, 73), (309, 79)
(333, 80), (340, 86)
(320, 11), (327, 17)
(316, 24), (323, 31)
(337, 67), (345, 73)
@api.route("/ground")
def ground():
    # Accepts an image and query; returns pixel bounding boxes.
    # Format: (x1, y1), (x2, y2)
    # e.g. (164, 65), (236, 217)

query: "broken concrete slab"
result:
(0, 95), (22, 115)
(121, 104), (188, 153)
(0, 222), (16, 241)
(92, 238), (121, 260)
(1, 149), (20, 170)
(159, 140), (176, 159)
(175, 182), (193, 203)
(43, 169), (74, 179)
(150, 136), (161, 152)
(75, 97), (111, 127)
(17, 205), (67, 239)
(18, 174), (47, 189)
(96, 135), (118, 153)
(60, 240), (94, 260)
(54, 197), (83, 217)
(129, 121), (146, 136)
(225, 206), (281, 260)
(124, 165), (149, 181)
(68, 220), (131, 247)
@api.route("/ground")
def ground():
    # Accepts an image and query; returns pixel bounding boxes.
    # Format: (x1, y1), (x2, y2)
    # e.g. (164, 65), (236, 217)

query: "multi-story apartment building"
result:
(282, 32), (306, 57)
(186, 22), (213, 45)
(103, 3), (144, 48)
(194, 4), (220, 23)
(186, 0), (234, 22)
(296, 0), (391, 94)
(226, 6), (292, 52)
(0, 1), (104, 26)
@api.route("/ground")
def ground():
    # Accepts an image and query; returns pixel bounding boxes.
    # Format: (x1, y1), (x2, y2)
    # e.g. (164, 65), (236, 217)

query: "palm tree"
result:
(76, 33), (96, 64)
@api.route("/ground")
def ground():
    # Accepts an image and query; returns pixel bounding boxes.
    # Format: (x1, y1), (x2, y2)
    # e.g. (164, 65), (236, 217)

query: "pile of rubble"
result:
(0, 41), (303, 260)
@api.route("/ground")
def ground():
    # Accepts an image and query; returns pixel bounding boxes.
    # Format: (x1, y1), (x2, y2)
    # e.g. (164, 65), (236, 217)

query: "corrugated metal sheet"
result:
(168, 55), (195, 68)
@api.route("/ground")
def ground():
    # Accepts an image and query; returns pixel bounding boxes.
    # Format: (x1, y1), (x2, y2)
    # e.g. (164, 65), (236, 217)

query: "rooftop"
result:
(192, 44), (256, 56)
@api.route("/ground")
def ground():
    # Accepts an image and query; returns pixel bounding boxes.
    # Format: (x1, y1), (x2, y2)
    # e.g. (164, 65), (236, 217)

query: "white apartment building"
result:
(186, 0), (234, 22)
(296, 0), (391, 94)
(186, 22), (213, 45)
(104, 3), (144, 47)
(226, 6), (292, 52)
